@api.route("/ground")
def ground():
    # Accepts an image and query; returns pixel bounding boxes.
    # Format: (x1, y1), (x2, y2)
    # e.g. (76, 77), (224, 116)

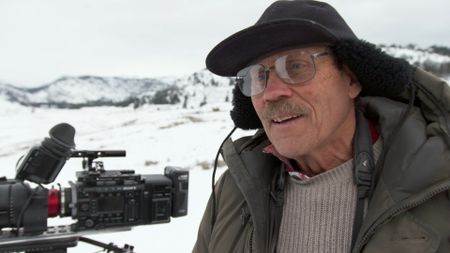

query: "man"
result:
(194, 1), (450, 252)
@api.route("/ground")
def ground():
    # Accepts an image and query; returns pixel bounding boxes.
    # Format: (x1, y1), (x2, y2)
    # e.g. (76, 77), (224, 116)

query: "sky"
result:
(0, 0), (449, 87)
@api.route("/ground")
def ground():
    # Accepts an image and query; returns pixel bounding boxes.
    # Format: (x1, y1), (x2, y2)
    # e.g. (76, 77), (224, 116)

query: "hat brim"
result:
(206, 19), (338, 76)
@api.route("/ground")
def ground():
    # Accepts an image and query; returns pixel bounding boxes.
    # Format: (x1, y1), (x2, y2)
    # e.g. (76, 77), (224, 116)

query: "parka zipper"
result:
(353, 181), (450, 252)
(249, 227), (254, 253)
(241, 206), (254, 253)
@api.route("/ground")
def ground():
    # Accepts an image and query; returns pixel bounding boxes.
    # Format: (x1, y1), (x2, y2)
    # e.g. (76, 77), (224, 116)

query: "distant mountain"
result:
(382, 44), (450, 78)
(0, 70), (233, 109)
(28, 76), (165, 103)
(0, 82), (29, 104)
(0, 44), (449, 109)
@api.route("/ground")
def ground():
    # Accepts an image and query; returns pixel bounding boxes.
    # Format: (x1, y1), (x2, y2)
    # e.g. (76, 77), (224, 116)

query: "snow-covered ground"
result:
(0, 101), (254, 252)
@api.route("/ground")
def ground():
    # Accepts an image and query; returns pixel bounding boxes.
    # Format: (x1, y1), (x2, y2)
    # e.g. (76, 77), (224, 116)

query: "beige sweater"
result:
(277, 138), (383, 253)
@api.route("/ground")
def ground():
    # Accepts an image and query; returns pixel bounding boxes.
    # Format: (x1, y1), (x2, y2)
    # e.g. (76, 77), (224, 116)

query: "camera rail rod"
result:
(70, 150), (126, 171)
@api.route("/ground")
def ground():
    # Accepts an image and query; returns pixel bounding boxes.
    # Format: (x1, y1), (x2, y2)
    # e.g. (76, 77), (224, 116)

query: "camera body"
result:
(0, 123), (189, 240)
(63, 166), (188, 231)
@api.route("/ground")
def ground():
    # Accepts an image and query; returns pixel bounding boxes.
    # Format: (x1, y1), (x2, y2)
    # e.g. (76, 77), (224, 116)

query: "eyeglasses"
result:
(235, 50), (331, 97)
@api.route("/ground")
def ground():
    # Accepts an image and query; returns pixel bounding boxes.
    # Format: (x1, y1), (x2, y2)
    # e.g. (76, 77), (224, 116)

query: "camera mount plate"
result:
(0, 225), (132, 253)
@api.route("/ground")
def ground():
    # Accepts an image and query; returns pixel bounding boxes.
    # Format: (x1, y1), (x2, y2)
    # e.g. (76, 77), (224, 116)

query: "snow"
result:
(27, 76), (166, 104)
(382, 46), (450, 64)
(0, 102), (254, 253)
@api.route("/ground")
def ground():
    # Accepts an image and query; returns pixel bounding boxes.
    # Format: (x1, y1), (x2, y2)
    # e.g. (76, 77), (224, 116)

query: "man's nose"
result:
(262, 70), (292, 101)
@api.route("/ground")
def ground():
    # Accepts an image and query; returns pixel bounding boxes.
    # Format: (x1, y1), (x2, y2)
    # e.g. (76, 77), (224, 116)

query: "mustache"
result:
(262, 100), (310, 120)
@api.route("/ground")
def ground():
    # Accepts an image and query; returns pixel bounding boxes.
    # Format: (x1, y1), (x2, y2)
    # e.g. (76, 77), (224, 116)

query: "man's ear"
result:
(342, 64), (362, 99)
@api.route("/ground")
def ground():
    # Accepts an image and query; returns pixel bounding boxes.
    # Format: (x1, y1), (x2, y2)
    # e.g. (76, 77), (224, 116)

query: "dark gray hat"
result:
(207, 0), (413, 130)
(206, 0), (357, 76)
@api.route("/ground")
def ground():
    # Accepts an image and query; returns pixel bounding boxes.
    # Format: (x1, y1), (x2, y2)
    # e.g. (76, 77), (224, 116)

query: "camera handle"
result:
(71, 150), (126, 172)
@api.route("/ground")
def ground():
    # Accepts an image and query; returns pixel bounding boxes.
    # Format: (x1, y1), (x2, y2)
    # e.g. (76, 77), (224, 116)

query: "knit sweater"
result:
(277, 138), (383, 253)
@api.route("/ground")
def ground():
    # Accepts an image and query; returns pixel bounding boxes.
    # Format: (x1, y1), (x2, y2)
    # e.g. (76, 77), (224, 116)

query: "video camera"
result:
(0, 123), (189, 253)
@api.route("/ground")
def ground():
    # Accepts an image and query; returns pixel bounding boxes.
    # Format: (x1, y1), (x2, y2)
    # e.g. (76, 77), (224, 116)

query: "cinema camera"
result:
(0, 123), (189, 253)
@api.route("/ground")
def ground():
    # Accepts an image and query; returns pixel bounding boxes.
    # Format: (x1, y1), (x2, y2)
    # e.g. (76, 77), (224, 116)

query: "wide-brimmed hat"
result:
(207, 0), (413, 130)
(206, 0), (357, 76)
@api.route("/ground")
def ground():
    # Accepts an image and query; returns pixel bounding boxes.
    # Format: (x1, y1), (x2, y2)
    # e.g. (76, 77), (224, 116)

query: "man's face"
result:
(250, 46), (361, 161)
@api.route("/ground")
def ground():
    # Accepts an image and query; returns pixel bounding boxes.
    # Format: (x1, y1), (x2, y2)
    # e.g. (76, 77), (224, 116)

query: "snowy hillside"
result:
(382, 44), (450, 79)
(383, 45), (450, 64)
(173, 69), (233, 108)
(0, 82), (28, 104)
(26, 76), (167, 105)
(0, 69), (233, 109)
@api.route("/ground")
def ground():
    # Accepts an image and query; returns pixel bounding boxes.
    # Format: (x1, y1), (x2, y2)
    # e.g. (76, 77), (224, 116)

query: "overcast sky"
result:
(1, 0), (449, 87)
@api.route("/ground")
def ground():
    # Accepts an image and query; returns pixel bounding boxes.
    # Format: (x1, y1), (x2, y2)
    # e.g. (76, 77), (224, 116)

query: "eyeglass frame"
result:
(235, 50), (332, 97)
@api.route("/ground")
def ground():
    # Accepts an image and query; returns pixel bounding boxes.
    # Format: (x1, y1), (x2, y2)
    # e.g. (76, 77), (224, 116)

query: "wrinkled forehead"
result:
(253, 45), (332, 66)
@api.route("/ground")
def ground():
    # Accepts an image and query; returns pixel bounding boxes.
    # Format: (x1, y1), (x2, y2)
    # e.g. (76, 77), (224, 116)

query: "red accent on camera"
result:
(48, 188), (60, 217)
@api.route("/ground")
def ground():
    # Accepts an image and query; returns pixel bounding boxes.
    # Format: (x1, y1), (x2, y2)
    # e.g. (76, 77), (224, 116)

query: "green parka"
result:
(193, 68), (450, 253)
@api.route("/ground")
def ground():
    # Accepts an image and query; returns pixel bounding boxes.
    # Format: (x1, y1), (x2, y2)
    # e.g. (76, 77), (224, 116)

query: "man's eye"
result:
(257, 70), (266, 81)
(289, 61), (306, 70)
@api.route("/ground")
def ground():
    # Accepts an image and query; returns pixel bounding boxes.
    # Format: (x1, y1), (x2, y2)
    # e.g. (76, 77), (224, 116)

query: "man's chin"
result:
(270, 140), (307, 160)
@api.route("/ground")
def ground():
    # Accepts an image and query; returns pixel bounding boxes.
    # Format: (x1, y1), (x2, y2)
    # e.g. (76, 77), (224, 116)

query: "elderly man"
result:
(194, 1), (450, 252)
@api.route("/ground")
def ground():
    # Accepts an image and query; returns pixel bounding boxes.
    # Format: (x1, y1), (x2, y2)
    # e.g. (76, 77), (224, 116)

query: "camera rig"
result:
(0, 123), (189, 253)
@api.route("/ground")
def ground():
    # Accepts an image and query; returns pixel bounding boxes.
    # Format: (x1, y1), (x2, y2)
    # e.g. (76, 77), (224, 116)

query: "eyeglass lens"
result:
(236, 51), (329, 97)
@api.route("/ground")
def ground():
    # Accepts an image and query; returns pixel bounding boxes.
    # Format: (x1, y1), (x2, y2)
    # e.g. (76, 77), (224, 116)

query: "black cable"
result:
(15, 182), (45, 233)
(211, 126), (237, 228)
